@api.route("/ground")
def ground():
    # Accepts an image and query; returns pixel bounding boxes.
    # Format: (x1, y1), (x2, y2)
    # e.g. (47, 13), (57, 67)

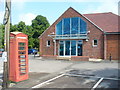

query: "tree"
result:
(17, 21), (26, 32)
(10, 23), (18, 32)
(0, 24), (5, 48)
(25, 25), (34, 48)
(31, 15), (50, 48)
(1, 15), (50, 49)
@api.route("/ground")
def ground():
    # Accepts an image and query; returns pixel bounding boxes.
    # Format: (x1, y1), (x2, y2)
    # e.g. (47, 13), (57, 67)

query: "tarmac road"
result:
(6, 55), (120, 89)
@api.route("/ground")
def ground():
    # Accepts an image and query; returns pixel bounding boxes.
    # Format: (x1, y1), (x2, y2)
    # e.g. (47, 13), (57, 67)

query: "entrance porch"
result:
(59, 40), (82, 56)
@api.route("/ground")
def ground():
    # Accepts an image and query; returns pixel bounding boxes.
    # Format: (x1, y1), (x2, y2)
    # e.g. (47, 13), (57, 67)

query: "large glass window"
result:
(63, 18), (70, 35)
(56, 17), (87, 35)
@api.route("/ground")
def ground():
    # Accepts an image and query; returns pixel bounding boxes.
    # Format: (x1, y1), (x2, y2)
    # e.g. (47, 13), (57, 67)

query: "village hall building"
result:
(39, 7), (119, 61)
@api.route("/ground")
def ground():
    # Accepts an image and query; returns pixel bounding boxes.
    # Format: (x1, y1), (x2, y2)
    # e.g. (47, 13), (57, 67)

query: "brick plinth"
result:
(71, 56), (89, 61)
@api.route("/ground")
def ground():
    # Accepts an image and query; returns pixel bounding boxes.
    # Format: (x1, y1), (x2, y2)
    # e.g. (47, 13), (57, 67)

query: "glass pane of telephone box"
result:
(19, 47), (25, 50)
(19, 55), (26, 58)
(19, 43), (25, 46)
(19, 51), (26, 54)
(20, 68), (26, 70)
(19, 63), (26, 66)
(19, 59), (26, 63)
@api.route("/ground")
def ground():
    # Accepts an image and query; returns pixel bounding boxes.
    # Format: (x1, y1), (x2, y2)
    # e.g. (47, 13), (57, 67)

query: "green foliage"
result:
(0, 24), (5, 48)
(0, 15), (50, 49)
(31, 15), (50, 48)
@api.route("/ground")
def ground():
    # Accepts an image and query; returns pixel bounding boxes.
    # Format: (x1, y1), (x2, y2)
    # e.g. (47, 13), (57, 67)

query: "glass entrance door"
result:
(59, 40), (82, 56)
(65, 41), (70, 55)
(71, 40), (76, 55)
(59, 41), (64, 56)
(78, 41), (82, 56)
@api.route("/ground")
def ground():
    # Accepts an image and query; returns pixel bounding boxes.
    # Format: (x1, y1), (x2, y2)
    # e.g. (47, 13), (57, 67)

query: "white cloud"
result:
(19, 13), (37, 25)
(0, 11), (5, 24)
(95, 2), (118, 14)
(1, 0), (117, 2)
(84, 0), (118, 15)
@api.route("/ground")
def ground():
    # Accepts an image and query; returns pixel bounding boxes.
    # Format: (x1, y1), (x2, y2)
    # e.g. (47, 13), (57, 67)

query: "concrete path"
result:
(29, 55), (119, 78)
(29, 57), (73, 73)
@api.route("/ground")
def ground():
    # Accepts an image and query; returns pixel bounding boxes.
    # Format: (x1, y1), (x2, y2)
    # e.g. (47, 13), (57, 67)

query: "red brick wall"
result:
(71, 56), (89, 61)
(106, 34), (119, 60)
(39, 8), (104, 59)
(83, 23), (104, 59)
(42, 55), (58, 59)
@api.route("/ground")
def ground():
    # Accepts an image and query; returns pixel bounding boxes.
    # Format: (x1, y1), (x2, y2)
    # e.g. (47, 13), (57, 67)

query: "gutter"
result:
(104, 32), (120, 35)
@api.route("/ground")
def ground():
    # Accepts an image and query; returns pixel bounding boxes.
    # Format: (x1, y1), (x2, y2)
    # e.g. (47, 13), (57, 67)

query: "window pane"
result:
(19, 47), (25, 50)
(78, 40), (82, 44)
(71, 41), (76, 55)
(94, 40), (98, 45)
(19, 51), (26, 54)
(56, 20), (62, 35)
(19, 42), (25, 46)
(80, 18), (87, 34)
(63, 18), (70, 35)
(60, 41), (64, 44)
(65, 41), (70, 55)
(78, 40), (82, 56)
(60, 42), (64, 56)
(71, 17), (79, 34)
(47, 40), (50, 46)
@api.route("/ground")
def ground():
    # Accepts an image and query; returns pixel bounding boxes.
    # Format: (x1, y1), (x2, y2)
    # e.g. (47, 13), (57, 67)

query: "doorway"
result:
(59, 40), (82, 56)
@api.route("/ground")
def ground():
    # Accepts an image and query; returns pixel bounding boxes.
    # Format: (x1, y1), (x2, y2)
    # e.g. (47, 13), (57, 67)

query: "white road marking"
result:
(91, 78), (104, 90)
(66, 73), (120, 80)
(31, 73), (65, 88)
(31, 73), (119, 89)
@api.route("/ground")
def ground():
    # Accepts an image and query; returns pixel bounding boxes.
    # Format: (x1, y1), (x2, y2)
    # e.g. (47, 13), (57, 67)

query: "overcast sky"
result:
(0, 0), (119, 25)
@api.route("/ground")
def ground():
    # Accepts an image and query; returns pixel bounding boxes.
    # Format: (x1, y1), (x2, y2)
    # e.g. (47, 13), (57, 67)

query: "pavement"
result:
(0, 55), (119, 89)
(0, 57), (3, 90)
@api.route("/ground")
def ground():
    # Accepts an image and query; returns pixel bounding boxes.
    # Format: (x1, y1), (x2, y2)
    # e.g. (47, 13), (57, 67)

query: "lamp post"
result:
(2, 0), (11, 89)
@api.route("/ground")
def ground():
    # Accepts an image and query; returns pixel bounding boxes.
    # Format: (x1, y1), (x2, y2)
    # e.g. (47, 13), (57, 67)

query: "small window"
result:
(47, 40), (50, 47)
(93, 39), (98, 47)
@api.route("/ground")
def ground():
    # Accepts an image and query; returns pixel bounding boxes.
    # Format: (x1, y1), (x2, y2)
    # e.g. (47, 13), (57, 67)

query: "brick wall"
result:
(83, 23), (104, 59)
(42, 55), (57, 59)
(71, 56), (89, 61)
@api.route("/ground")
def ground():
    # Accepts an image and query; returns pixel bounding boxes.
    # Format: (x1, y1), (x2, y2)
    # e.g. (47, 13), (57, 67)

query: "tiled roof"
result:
(83, 12), (119, 33)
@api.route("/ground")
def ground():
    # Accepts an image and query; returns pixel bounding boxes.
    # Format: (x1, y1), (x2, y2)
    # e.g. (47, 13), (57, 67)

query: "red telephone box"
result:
(9, 32), (28, 82)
